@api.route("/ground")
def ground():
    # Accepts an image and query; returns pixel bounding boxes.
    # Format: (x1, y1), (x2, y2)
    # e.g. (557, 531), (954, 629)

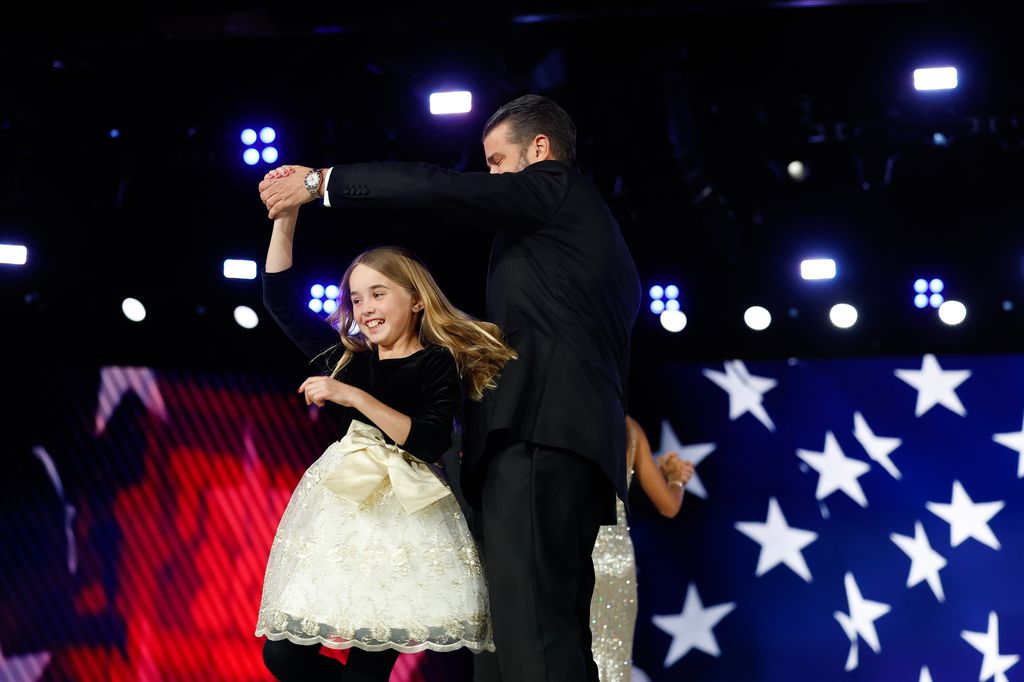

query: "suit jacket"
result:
(326, 160), (641, 509)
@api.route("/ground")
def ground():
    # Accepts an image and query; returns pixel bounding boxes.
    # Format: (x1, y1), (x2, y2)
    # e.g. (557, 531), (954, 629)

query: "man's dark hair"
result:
(482, 94), (577, 165)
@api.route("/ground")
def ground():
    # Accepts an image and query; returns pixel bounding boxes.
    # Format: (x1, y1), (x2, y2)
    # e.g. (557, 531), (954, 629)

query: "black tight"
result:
(263, 639), (400, 682)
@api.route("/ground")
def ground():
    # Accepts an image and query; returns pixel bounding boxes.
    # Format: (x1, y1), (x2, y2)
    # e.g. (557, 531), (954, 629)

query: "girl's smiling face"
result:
(348, 263), (423, 355)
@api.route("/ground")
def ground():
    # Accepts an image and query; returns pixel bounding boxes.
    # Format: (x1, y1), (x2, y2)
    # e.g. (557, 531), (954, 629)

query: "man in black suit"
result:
(260, 95), (640, 682)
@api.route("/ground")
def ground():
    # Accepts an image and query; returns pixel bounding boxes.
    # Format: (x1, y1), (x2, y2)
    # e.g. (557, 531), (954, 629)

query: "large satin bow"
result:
(321, 420), (452, 514)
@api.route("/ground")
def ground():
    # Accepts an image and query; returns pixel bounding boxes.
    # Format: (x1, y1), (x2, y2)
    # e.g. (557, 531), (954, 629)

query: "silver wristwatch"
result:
(303, 168), (322, 197)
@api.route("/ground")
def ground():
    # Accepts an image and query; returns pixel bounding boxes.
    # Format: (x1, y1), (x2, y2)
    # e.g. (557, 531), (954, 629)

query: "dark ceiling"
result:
(2, 1), (1021, 385)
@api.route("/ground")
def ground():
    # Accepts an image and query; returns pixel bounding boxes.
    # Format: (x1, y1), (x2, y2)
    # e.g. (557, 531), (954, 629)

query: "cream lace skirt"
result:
(255, 420), (494, 653)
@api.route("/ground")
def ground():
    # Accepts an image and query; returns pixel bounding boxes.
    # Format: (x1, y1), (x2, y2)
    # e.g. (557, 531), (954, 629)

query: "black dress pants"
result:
(473, 440), (611, 682)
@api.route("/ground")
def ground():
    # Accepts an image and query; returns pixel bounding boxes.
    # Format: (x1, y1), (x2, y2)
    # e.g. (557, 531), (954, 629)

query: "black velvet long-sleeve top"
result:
(262, 268), (461, 464)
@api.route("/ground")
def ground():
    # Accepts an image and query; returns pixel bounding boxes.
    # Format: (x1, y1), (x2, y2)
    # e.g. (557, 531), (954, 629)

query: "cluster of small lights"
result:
(648, 284), (687, 332)
(309, 283), (341, 315)
(648, 284), (680, 314)
(913, 278), (945, 309)
(912, 276), (966, 326)
(241, 127), (279, 166)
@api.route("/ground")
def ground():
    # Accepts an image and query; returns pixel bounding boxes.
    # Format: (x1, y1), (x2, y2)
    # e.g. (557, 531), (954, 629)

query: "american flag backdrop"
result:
(629, 353), (1024, 682)
(3, 353), (1024, 681)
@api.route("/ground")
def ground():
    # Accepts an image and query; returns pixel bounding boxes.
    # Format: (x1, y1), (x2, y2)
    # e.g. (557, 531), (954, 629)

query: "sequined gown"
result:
(254, 268), (493, 654)
(589, 432), (638, 681)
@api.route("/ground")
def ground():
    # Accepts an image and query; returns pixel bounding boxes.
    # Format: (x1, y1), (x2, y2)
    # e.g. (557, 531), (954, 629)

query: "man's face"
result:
(483, 122), (532, 175)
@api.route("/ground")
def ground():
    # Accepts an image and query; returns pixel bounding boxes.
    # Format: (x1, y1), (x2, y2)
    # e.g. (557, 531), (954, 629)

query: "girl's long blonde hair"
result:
(325, 247), (516, 401)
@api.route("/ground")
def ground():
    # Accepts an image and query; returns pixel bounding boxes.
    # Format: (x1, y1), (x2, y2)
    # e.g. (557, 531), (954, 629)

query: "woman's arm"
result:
(632, 418), (691, 518)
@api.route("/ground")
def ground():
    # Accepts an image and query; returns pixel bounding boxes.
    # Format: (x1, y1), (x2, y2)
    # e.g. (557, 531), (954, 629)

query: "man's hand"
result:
(259, 165), (316, 219)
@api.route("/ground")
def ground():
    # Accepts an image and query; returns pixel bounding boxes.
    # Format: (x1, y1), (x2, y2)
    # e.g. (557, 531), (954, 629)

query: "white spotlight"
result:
(744, 306), (772, 331)
(801, 258), (836, 280)
(122, 297), (146, 322)
(223, 259), (257, 280)
(938, 300), (966, 325)
(660, 309), (687, 333)
(429, 91), (472, 115)
(0, 244), (28, 265)
(234, 305), (259, 329)
(914, 67), (958, 91)
(786, 161), (807, 181)
(829, 303), (858, 329)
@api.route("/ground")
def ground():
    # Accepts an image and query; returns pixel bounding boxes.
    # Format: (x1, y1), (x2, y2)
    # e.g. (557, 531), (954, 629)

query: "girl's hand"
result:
(297, 376), (363, 408)
(265, 165), (297, 181)
(258, 165), (315, 219)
